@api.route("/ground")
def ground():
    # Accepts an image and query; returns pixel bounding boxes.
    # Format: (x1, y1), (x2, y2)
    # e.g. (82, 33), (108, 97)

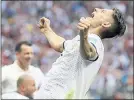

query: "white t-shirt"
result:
(2, 61), (45, 94)
(34, 34), (104, 99)
(2, 92), (29, 99)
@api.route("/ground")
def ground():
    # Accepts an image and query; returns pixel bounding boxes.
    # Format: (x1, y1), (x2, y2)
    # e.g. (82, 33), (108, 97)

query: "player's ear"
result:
(16, 52), (20, 57)
(101, 22), (111, 28)
(20, 84), (25, 92)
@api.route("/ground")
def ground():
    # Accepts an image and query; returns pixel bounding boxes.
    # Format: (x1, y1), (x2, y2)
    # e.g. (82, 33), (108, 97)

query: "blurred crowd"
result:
(1, 1), (133, 99)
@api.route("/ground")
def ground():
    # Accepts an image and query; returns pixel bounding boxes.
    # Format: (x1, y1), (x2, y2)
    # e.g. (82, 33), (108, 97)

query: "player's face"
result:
(25, 79), (36, 97)
(17, 44), (33, 66)
(23, 78), (36, 98)
(87, 8), (114, 28)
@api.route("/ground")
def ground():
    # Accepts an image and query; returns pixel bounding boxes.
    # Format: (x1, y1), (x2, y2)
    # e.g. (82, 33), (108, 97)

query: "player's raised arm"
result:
(77, 17), (98, 60)
(38, 17), (65, 53)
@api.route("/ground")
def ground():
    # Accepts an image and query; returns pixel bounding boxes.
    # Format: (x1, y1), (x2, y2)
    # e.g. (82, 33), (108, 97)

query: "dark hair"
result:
(15, 41), (32, 52)
(101, 8), (126, 39)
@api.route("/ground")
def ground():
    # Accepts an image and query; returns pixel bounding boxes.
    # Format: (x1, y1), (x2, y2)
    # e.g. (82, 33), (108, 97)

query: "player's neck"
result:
(17, 89), (25, 96)
(88, 26), (102, 39)
(17, 60), (29, 71)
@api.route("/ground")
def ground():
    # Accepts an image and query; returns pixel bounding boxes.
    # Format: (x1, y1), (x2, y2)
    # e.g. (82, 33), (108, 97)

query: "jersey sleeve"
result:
(63, 35), (80, 52)
(86, 34), (101, 61)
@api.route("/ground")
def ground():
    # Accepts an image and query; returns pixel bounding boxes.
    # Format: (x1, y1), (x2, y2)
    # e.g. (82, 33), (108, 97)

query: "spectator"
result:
(2, 41), (45, 94)
(2, 74), (36, 99)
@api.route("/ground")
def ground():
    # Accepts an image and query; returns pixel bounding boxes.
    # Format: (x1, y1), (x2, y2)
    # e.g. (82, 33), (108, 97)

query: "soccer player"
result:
(2, 74), (36, 99)
(2, 41), (45, 94)
(35, 8), (126, 99)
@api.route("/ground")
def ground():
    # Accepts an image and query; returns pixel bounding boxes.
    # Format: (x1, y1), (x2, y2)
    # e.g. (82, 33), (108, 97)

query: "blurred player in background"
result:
(34, 8), (126, 99)
(2, 74), (36, 99)
(2, 41), (45, 95)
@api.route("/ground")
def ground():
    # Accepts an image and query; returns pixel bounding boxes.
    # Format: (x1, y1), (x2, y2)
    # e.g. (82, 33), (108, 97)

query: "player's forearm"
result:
(80, 31), (96, 60)
(42, 29), (65, 52)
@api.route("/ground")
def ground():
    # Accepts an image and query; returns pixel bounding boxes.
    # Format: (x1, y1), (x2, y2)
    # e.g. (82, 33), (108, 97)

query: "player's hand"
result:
(37, 17), (51, 33)
(77, 17), (91, 37)
(77, 17), (90, 31)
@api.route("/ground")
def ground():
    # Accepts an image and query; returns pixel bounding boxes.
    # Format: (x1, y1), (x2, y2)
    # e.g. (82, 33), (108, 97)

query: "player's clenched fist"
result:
(77, 17), (90, 31)
(38, 17), (51, 33)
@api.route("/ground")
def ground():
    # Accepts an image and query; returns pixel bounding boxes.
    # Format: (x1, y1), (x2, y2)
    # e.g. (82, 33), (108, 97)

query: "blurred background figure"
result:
(2, 74), (36, 99)
(2, 41), (45, 94)
(1, 1), (133, 99)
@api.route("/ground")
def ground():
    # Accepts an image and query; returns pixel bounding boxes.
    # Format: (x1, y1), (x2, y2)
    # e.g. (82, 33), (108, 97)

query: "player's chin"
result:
(25, 59), (32, 64)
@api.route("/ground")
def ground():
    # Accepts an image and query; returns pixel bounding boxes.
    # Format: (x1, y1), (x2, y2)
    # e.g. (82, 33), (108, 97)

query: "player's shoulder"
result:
(73, 35), (80, 41)
(88, 34), (103, 48)
(2, 63), (14, 70)
(66, 35), (80, 43)
(2, 92), (15, 98)
(88, 34), (102, 43)
(64, 35), (80, 50)
(2, 92), (28, 99)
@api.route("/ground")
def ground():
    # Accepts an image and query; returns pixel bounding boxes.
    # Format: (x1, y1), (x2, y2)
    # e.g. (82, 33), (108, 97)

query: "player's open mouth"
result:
(26, 59), (31, 62)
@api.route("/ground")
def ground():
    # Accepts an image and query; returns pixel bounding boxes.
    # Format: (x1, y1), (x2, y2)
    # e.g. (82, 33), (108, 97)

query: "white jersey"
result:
(2, 61), (45, 94)
(2, 92), (29, 99)
(34, 34), (104, 99)
(74, 34), (104, 99)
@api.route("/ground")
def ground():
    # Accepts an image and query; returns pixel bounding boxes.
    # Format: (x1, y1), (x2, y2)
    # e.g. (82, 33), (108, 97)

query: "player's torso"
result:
(43, 36), (80, 99)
